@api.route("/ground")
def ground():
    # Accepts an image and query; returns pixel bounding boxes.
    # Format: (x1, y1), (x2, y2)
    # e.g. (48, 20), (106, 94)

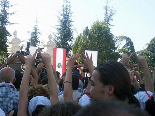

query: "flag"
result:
(53, 48), (66, 75)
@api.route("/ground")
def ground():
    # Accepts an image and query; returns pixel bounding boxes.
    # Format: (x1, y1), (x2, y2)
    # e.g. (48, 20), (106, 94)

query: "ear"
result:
(107, 85), (114, 95)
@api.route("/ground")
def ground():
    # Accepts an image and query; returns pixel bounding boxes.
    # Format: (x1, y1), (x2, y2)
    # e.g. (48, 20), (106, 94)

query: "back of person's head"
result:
(75, 99), (149, 116)
(72, 74), (79, 90)
(0, 67), (15, 83)
(13, 70), (23, 90)
(39, 72), (46, 80)
(41, 75), (48, 85)
(38, 102), (81, 116)
(95, 61), (140, 107)
(73, 62), (78, 71)
(145, 96), (155, 116)
(28, 96), (51, 116)
(56, 71), (60, 79)
(28, 84), (50, 102)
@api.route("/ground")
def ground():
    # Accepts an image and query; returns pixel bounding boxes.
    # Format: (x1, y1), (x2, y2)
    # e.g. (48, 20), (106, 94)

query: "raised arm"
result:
(30, 67), (39, 86)
(39, 50), (58, 104)
(18, 53), (39, 86)
(0, 53), (17, 70)
(132, 53), (154, 93)
(64, 54), (79, 102)
(18, 50), (37, 116)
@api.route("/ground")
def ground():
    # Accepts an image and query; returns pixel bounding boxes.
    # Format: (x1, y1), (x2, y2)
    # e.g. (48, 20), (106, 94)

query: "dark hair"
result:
(145, 96), (155, 116)
(72, 74), (79, 90)
(56, 71), (60, 79)
(42, 76), (48, 85)
(95, 61), (140, 107)
(39, 72), (46, 80)
(32, 105), (45, 116)
(74, 99), (148, 116)
(13, 70), (23, 89)
(39, 102), (81, 116)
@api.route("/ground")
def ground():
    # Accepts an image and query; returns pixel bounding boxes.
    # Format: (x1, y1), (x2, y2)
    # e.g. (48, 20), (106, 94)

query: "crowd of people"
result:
(0, 49), (155, 116)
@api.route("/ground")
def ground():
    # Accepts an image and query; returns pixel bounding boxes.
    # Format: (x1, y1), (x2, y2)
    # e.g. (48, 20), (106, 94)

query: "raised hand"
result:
(38, 49), (51, 65)
(37, 62), (44, 70)
(7, 53), (17, 65)
(80, 52), (94, 74)
(25, 49), (37, 66)
(67, 54), (79, 70)
(131, 53), (148, 68)
(119, 53), (134, 66)
(18, 53), (25, 64)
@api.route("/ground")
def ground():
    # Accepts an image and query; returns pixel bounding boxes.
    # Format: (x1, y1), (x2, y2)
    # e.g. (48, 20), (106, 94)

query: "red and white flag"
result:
(53, 48), (66, 75)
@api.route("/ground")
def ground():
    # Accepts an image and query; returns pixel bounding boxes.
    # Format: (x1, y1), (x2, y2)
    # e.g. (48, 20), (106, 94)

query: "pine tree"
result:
(30, 19), (40, 47)
(54, 0), (73, 55)
(104, 0), (115, 26)
(0, 0), (11, 56)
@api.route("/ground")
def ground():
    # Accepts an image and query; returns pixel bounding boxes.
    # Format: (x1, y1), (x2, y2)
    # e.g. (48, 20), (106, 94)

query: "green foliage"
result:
(54, 0), (73, 55)
(30, 19), (40, 47)
(117, 36), (137, 64)
(138, 37), (155, 70)
(104, 0), (115, 26)
(72, 21), (119, 64)
(0, 0), (12, 63)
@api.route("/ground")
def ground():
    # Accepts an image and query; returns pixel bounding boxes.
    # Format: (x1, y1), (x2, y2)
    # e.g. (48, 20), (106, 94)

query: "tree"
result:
(0, 0), (11, 54)
(73, 21), (119, 64)
(54, 0), (73, 55)
(138, 37), (155, 70)
(104, 0), (115, 26)
(117, 36), (137, 64)
(0, 0), (13, 63)
(29, 19), (40, 47)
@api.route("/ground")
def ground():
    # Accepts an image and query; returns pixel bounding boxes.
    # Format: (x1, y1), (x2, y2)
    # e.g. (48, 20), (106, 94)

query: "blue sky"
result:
(7, 0), (155, 52)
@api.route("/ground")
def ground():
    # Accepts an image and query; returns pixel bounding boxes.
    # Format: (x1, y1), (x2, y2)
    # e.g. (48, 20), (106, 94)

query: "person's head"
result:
(41, 75), (48, 85)
(72, 74), (79, 90)
(28, 84), (50, 102)
(28, 96), (51, 116)
(0, 67), (15, 83)
(73, 62), (78, 71)
(13, 70), (23, 90)
(56, 71), (60, 79)
(90, 61), (140, 106)
(39, 72), (46, 79)
(19, 45), (23, 51)
(75, 99), (148, 116)
(38, 102), (81, 116)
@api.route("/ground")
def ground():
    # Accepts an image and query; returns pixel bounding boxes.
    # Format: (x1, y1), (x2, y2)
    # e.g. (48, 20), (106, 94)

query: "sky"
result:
(6, 0), (155, 52)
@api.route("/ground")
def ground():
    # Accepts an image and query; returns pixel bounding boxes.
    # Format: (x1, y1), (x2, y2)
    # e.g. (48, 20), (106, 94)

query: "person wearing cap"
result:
(28, 96), (51, 116)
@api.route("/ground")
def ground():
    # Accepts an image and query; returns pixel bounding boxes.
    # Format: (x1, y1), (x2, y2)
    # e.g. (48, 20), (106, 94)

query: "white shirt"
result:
(59, 90), (81, 102)
(134, 91), (154, 110)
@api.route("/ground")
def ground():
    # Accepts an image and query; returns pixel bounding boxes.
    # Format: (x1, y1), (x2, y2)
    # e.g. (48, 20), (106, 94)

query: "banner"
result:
(53, 48), (66, 75)
(85, 50), (98, 67)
